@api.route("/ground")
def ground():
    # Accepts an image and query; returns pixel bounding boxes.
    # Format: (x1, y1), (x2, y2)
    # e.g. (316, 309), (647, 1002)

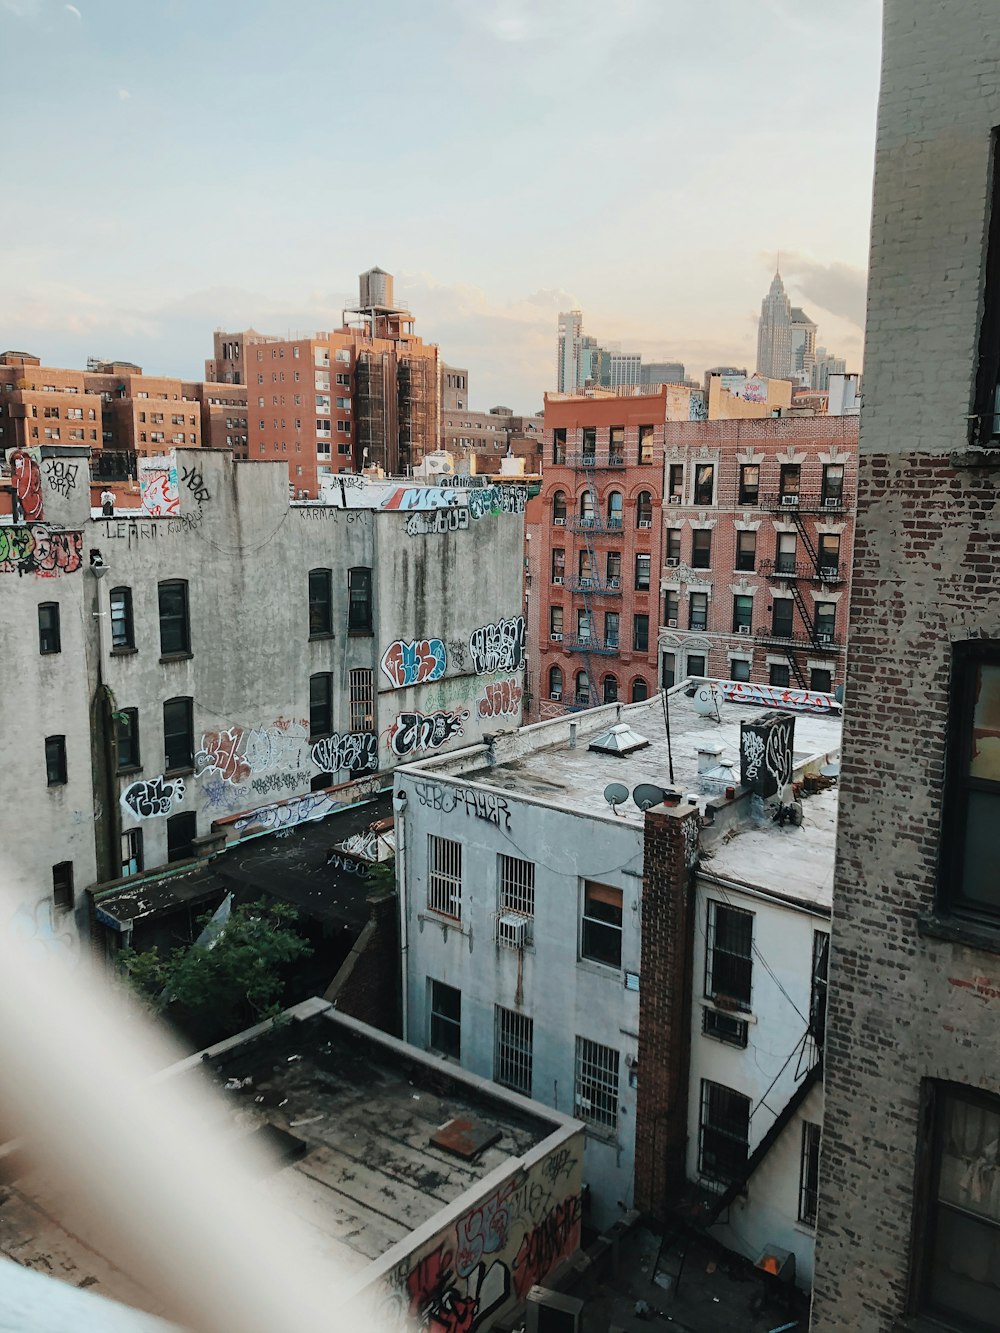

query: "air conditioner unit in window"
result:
(669, 495), (681, 504)
(667, 618), (678, 628)
(781, 495), (800, 507)
(554, 517), (566, 526)
(820, 567), (838, 579)
(639, 520), (652, 529)
(737, 624), (751, 635)
(497, 913), (528, 949)
(553, 575), (564, 585)
(818, 633), (833, 644)
(608, 577), (621, 588)
(666, 557), (679, 568)
(550, 633), (563, 642)
(824, 497), (841, 508)
(580, 577), (593, 588)
(549, 689), (562, 701)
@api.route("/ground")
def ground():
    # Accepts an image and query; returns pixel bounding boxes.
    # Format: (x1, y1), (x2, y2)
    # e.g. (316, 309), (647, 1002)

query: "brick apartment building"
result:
(207, 269), (440, 494)
(526, 394), (858, 719)
(0, 352), (248, 477)
(526, 390), (666, 717)
(439, 363), (544, 474)
(811, 3), (1000, 1330)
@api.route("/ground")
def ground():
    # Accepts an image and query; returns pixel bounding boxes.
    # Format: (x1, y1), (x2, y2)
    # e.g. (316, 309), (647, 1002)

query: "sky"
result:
(3, 0), (882, 414)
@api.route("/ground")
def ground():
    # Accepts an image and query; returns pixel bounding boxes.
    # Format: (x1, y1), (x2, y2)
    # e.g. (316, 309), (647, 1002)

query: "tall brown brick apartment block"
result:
(811, 3), (1000, 1330)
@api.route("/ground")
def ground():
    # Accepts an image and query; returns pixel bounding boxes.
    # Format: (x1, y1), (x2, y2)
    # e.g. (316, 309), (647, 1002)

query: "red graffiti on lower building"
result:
(9, 448), (43, 522)
(406, 1244), (478, 1333)
(477, 677), (523, 720)
(512, 1193), (582, 1300)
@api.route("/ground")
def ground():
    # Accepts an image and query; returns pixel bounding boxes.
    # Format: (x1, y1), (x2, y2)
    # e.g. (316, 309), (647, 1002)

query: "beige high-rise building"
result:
(756, 268), (793, 379)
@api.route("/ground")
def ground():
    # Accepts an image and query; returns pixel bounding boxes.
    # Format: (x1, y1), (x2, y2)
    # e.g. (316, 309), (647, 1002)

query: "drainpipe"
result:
(90, 550), (119, 885)
(394, 789), (409, 1041)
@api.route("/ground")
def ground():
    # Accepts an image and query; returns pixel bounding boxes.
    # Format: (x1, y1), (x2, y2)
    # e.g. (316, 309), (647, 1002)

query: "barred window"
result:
(705, 900), (753, 1009)
(699, 1080), (751, 1184)
(574, 1036), (620, 1131)
(495, 1006), (533, 1096)
(799, 1121), (821, 1226)
(349, 668), (374, 732)
(428, 835), (462, 920)
(499, 854), (534, 918)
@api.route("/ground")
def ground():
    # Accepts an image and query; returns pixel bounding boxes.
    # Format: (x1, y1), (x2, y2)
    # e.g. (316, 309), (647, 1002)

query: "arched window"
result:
(607, 491), (624, 526)
(631, 678), (649, 703)
(552, 489), (567, 524)
(636, 491), (653, 528)
(575, 671), (590, 706)
(603, 675), (618, 704)
(580, 489), (596, 522)
(549, 666), (563, 700)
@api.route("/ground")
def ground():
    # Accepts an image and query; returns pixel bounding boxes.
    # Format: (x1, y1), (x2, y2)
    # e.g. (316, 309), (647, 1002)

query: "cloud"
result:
(64, 3), (81, 17)
(780, 254), (868, 330)
(117, 88), (130, 101)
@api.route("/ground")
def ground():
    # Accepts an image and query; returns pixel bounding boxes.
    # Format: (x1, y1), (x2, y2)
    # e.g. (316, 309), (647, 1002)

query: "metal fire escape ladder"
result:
(789, 579), (816, 642)
(783, 648), (808, 690)
(791, 510), (819, 569)
(577, 466), (602, 705)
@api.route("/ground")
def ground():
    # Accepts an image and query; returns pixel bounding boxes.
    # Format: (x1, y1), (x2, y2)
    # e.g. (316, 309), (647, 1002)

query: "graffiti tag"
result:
(414, 781), (511, 831)
(388, 709), (469, 758)
(381, 487), (460, 512)
(181, 462), (211, 505)
(405, 508), (471, 537)
(381, 637), (447, 689)
(195, 724), (308, 785)
(468, 616), (525, 675)
(120, 775), (186, 820)
(8, 448), (43, 522)
(0, 526), (83, 578)
(467, 486), (527, 521)
(477, 678), (522, 720)
(512, 1194), (583, 1300)
(139, 455), (180, 517)
(43, 458), (78, 498)
(311, 731), (379, 775)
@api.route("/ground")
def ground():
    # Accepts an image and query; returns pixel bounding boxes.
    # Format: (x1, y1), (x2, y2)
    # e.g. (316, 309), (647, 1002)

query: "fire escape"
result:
(756, 481), (847, 689)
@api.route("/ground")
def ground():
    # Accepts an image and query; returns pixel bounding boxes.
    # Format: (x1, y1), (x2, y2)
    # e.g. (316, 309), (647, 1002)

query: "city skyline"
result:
(3, 0), (880, 414)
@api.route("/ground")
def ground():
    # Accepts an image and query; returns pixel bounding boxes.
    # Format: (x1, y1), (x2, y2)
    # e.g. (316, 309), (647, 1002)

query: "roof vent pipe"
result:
(569, 722), (578, 750)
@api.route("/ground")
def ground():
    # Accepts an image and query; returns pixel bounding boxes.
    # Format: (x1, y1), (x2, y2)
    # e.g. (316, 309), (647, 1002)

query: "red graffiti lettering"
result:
(9, 449), (43, 522)
(512, 1194), (582, 1300)
(477, 677), (523, 720)
(406, 1245), (478, 1333)
(198, 728), (250, 783)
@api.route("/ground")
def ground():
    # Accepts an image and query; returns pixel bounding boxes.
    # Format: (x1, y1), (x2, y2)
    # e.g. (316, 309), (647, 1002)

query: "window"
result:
(308, 568), (333, 637)
(636, 490), (653, 527)
(639, 424), (655, 465)
(689, 592), (708, 631)
(551, 548), (565, 582)
(552, 490), (567, 524)
(498, 854), (534, 918)
(631, 678), (649, 702)
(661, 653), (676, 689)
(574, 670), (590, 707)
(495, 1007), (533, 1096)
(607, 491), (624, 526)
(158, 580), (190, 656)
(429, 981), (461, 1058)
(603, 675), (618, 704)
(914, 1083), (1000, 1326)
(633, 614), (649, 652)
(52, 861), (74, 912)
(574, 1036), (619, 1131)
(163, 697), (193, 771)
(688, 653), (707, 677)
(428, 834), (462, 919)
(121, 828), (143, 879)
(552, 427), (566, 464)
(732, 595), (753, 632)
(635, 554), (651, 590)
(550, 605), (564, 639)
(167, 811), (197, 863)
(694, 464), (715, 505)
(815, 602), (836, 639)
(549, 665), (563, 699)
(692, 530), (712, 569)
(780, 463), (801, 498)
(581, 426), (596, 461)
(115, 708), (140, 771)
(604, 612), (619, 648)
(705, 901), (753, 1009)
(606, 551), (622, 583)
(576, 609), (593, 643)
(38, 602), (60, 655)
(776, 532), (797, 574)
(770, 663), (791, 687)
(581, 881), (623, 967)
(665, 528), (681, 564)
(940, 645), (1000, 923)
(699, 1080), (751, 1183)
(810, 667), (833, 692)
(739, 464), (760, 505)
(349, 668), (374, 732)
(736, 530), (756, 571)
(798, 1122), (821, 1227)
(609, 426), (625, 461)
(822, 463), (844, 504)
(810, 930), (830, 1054)
(309, 673), (332, 738)
(818, 533), (841, 575)
(45, 735), (66, 786)
(772, 598), (794, 638)
(347, 567), (372, 632)
(668, 464), (684, 501)
(730, 658), (751, 683)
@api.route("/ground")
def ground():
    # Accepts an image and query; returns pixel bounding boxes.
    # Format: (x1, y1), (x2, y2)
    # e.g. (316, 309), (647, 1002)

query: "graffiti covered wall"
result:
(369, 1131), (584, 1333)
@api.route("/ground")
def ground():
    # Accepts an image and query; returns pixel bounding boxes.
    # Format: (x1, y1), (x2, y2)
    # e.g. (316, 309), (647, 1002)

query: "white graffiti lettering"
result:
(469, 616), (525, 675)
(121, 775), (185, 820)
(311, 732), (379, 774)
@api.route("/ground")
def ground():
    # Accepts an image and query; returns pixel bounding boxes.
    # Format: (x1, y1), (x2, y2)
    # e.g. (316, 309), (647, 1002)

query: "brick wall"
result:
(634, 803), (701, 1215)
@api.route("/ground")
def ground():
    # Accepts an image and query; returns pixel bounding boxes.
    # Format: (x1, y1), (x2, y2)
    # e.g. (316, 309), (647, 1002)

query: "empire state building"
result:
(756, 267), (793, 379)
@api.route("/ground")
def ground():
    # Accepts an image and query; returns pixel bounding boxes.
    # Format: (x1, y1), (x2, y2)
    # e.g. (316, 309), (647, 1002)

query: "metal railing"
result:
(760, 491), (851, 513)
(565, 636), (620, 655)
(568, 516), (625, 534)
(565, 577), (623, 596)
(759, 559), (843, 583)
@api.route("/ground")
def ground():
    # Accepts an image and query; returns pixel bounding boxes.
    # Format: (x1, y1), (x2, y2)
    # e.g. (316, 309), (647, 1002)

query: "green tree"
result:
(119, 898), (312, 1044)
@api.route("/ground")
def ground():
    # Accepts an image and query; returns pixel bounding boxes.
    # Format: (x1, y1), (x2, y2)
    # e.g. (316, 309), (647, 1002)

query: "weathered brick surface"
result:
(810, 4), (1000, 1328)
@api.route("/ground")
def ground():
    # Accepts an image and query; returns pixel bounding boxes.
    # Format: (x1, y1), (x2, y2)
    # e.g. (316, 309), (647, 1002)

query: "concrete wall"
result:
(398, 767), (643, 1231)
(811, 3), (1000, 1328)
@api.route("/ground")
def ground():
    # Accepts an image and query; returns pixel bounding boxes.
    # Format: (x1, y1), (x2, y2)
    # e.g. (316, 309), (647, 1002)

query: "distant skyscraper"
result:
(812, 346), (847, 390)
(790, 307), (817, 386)
(640, 361), (685, 386)
(756, 267), (793, 379)
(557, 311), (583, 392)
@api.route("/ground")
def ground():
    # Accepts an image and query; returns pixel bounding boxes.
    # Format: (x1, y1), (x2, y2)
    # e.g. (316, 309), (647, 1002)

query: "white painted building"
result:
(395, 678), (840, 1274)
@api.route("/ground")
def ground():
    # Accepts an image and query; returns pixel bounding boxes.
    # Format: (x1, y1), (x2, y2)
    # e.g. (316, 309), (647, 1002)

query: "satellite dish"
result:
(820, 762), (841, 778)
(633, 783), (668, 811)
(604, 782), (629, 812)
(693, 684), (720, 717)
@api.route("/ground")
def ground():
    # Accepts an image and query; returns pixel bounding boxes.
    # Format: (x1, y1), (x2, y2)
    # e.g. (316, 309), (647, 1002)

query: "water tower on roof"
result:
(359, 266), (394, 311)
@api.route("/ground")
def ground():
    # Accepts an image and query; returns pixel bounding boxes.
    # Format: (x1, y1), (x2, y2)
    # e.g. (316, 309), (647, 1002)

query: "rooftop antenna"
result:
(603, 782), (629, 817)
(660, 686), (675, 784)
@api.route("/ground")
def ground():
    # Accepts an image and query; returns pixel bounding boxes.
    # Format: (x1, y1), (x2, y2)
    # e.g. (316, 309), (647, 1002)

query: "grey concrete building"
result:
(756, 269), (793, 381)
(0, 448), (526, 959)
(810, 4), (1000, 1330)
